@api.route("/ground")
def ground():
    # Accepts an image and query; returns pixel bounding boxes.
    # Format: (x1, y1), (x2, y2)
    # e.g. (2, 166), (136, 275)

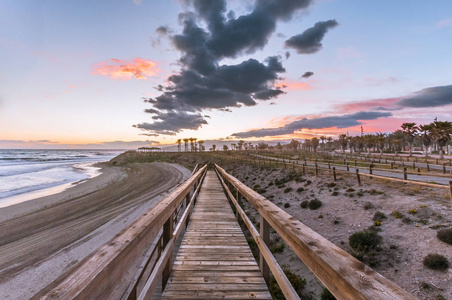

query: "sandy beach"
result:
(0, 162), (191, 300)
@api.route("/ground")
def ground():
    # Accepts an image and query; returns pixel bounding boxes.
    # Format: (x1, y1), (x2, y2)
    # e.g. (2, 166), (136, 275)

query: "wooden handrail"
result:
(214, 168), (299, 299)
(39, 165), (207, 300)
(215, 164), (417, 300)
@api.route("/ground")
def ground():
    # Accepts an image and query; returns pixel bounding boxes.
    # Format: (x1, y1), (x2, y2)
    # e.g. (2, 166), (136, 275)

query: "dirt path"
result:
(0, 162), (184, 282)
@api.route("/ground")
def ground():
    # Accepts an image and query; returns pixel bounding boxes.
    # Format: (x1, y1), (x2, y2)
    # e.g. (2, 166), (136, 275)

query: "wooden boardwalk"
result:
(162, 171), (272, 299)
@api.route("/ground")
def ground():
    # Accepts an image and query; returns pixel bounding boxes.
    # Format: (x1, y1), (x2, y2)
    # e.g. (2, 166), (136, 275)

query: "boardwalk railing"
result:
(215, 164), (417, 300)
(39, 165), (207, 300)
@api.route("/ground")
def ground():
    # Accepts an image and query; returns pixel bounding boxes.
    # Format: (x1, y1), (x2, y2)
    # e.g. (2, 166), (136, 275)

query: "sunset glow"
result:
(92, 58), (160, 81)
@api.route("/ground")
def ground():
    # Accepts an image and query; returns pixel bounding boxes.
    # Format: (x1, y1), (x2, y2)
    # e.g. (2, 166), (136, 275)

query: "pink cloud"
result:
(335, 97), (401, 113)
(275, 80), (313, 90)
(92, 58), (160, 80)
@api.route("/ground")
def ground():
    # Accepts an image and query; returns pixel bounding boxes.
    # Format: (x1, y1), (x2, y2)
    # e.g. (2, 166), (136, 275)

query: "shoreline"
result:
(0, 162), (126, 223)
(0, 162), (191, 300)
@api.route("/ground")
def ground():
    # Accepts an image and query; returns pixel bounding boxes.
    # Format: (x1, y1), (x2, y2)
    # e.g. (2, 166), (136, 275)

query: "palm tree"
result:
(375, 132), (386, 155)
(176, 139), (182, 152)
(198, 140), (205, 151)
(419, 124), (433, 157)
(183, 138), (189, 152)
(311, 137), (319, 152)
(231, 143), (236, 151)
(238, 140), (245, 151)
(338, 134), (348, 153)
(401, 122), (419, 157)
(327, 137), (333, 151)
(212, 144), (216, 151)
(223, 145), (228, 151)
(364, 134), (376, 155)
(319, 136), (325, 151)
(429, 120), (452, 159)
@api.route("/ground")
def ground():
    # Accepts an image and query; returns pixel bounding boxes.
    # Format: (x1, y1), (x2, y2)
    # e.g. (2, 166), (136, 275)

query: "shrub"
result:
(318, 214), (324, 219)
(269, 266), (306, 299)
(392, 210), (404, 218)
(408, 209), (417, 214)
(357, 189), (364, 197)
(346, 188), (355, 193)
(305, 180), (312, 186)
(284, 203), (290, 208)
(308, 199), (322, 210)
(284, 187), (293, 193)
(369, 189), (383, 195)
(320, 288), (337, 300)
(270, 243), (286, 253)
(257, 188), (267, 194)
(331, 191), (339, 196)
(373, 211), (386, 222)
(327, 182), (336, 188)
(437, 228), (452, 245)
(300, 200), (309, 209)
(423, 254), (450, 271)
(349, 230), (381, 252)
(296, 187), (305, 193)
(363, 202), (374, 210)
(373, 221), (382, 226)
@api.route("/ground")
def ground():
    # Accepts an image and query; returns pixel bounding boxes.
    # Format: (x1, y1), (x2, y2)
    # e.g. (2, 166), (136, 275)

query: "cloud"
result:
(301, 71), (313, 78)
(137, 0), (314, 135)
(336, 84), (452, 113)
(397, 85), (452, 108)
(0, 139), (158, 149)
(436, 18), (452, 29)
(232, 111), (392, 138)
(92, 58), (159, 80)
(285, 19), (338, 54)
(275, 80), (312, 90)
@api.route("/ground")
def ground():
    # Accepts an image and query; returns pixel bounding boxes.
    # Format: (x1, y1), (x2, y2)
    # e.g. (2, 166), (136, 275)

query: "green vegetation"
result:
(284, 203), (290, 208)
(392, 210), (404, 219)
(300, 200), (309, 209)
(269, 266), (306, 300)
(283, 187), (293, 193)
(296, 187), (305, 193)
(363, 202), (374, 210)
(423, 254), (450, 271)
(437, 228), (452, 245)
(320, 288), (337, 300)
(373, 211), (386, 222)
(308, 199), (322, 210)
(349, 230), (381, 253)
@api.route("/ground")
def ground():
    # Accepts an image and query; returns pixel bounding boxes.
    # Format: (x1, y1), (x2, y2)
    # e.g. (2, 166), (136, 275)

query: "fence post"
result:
(333, 167), (337, 181)
(302, 164), (306, 175)
(236, 191), (242, 221)
(417, 167), (420, 175)
(427, 163), (430, 172)
(413, 161), (415, 169)
(391, 162), (394, 169)
(315, 164), (318, 177)
(346, 162), (350, 172)
(356, 169), (361, 186)
(436, 158), (439, 165)
(328, 162), (331, 169)
(369, 164), (373, 179)
(443, 163), (446, 174)
(354, 159), (357, 166)
(403, 167), (407, 180)
(162, 213), (174, 290)
(259, 216), (270, 285)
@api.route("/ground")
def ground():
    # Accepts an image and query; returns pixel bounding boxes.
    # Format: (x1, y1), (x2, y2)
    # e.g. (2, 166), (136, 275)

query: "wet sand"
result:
(0, 162), (190, 299)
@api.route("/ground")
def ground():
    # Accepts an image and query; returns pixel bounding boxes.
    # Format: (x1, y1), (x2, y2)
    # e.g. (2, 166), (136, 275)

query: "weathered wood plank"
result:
(162, 171), (271, 299)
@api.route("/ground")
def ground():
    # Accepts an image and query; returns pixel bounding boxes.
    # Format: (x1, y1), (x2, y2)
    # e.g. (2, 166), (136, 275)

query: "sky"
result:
(1, 0), (452, 149)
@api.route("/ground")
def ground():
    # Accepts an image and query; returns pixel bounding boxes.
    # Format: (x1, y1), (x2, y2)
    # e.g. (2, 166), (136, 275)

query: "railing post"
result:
(236, 191), (241, 221)
(443, 163), (446, 174)
(315, 164), (318, 177)
(302, 163), (306, 175)
(403, 167), (407, 180)
(259, 215), (270, 286)
(427, 163), (430, 172)
(390, 162), (394, 169)
(449, 181), (452, 208)
(356, 169), (361, 186)
(162, 213), (173, 291)
(346, 162), (349, 172)
(333, 167), (337, 181)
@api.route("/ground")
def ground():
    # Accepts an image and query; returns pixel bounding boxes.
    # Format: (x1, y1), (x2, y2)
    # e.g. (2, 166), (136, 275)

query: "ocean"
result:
(0, 149), (123, 207)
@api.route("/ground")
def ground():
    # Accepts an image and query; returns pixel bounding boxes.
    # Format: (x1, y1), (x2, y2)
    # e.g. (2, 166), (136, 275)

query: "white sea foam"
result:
(0, 150), (123, 204)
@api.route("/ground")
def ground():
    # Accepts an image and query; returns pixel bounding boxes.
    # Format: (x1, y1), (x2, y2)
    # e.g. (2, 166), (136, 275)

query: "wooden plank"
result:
(163, 171), (271, 299)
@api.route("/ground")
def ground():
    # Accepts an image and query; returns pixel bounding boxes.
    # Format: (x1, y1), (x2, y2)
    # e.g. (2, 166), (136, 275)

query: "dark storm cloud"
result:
(397, 85), (452, 108)
(134, 110), (208, 135)
(136, 0), (314, 135)
(285, 19), (338, 54)
(301, 71), (314, 78)
(233, 111), (392, 138)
